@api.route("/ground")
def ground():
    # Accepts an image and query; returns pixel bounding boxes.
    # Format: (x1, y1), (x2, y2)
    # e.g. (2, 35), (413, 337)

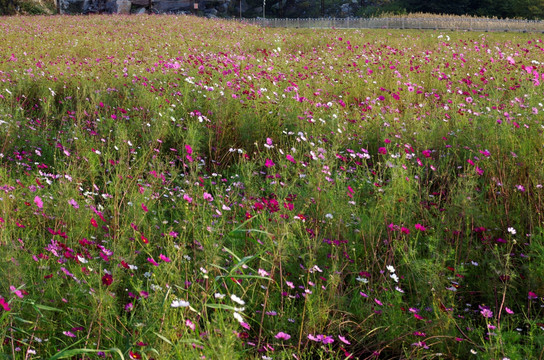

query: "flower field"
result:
(1, 15), (544, 359)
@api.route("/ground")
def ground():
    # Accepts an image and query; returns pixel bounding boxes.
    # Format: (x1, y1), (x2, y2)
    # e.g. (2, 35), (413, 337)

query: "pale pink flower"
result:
(186, 319), (196, 331)
(68, 199), (79, 209)
(9, 286), (24, 299)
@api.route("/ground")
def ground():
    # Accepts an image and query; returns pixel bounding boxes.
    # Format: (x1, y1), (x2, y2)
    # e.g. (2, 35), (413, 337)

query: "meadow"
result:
(1, 15), (544, 359)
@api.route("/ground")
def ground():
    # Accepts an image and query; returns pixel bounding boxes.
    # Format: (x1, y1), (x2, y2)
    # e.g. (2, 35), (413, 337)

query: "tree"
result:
(0, 0), (17, 15)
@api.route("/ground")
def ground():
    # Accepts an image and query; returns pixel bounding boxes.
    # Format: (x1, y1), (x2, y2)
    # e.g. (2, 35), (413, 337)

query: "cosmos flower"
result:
(171, 299), (190, 308)
(275, 332), (291, 340)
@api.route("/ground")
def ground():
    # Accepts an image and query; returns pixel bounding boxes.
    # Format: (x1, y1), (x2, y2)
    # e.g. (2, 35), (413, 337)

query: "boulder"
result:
(131, 0), (149, 6)
(340, 3), (350, 16)
(60, 0), (85, 14)
(117, 0), (131, 13)
(103, 0), (118, 12)
(132, 5), (147, 13)
(216, 2), (228, 12)
(62, 0), (120, 14)
(204, 8), (217, 16)
(151, 0), (191, 13)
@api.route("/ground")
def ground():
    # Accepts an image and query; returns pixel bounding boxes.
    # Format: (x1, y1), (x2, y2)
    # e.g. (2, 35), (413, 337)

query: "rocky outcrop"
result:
(59, 0), (229, 14)
(58, 0), (359, 17)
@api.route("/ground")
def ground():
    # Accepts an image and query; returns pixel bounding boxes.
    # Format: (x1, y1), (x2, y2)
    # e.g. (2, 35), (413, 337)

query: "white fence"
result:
(237, 17), (544, 32)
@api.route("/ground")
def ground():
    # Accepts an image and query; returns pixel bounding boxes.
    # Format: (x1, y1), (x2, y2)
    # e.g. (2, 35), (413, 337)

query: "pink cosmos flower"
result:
(374, 298), (383, 306)
(34, 196), (43, 209)
(141, 203), (148, 212)
(265, 159), (275, 168)
(338, 335), (351, 344)
(186, 319), (196, 331)
(480, 308), (493, 318)
(378, 147), (387, 155)
(286, 154), (296, 163)
(0, 297), (11, 311)
(183, 194), (193, 203)
(203, 192), (214, 202)
(10, 286), (24, 299)
(275, 332), (291, 340)
(185, 145), (193, 155)
(308, 334), (320, 342)
(159, 254), (171, 262)
(63, 331), (76, 338)
(258, 268), (269, 277)
(414, 224), (426, 231)
(147, 257), (159, 266)
(317, 334), (334, 344)
(505, 307), (514, 314)
(68, 199), (79, 209)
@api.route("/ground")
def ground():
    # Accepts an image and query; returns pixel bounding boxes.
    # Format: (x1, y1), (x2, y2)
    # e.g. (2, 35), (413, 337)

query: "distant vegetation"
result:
(240, 0), (544, 19)
(0, 0), (55, 15)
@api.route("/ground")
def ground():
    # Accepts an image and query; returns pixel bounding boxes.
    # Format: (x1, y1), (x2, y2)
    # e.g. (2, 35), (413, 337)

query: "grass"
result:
(0, 14), (544, 359)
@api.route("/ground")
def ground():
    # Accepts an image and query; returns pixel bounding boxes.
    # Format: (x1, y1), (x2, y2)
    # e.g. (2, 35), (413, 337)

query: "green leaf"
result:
(205, 303), (241, 312)
(229, 255), (257, 273)
(154, 331), (173, 345)
(33, 303), (63, 312)
(216, 274), (273, 281)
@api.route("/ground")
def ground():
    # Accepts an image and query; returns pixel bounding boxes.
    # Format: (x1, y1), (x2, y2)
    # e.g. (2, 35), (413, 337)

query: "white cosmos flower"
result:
(171, 299), (190, 308)
(233, 311), (244, 323)
(230, 294), (245, 305)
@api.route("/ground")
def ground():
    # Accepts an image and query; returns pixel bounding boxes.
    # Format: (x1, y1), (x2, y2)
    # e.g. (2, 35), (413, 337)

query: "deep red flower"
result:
(102, 274), (113, 286)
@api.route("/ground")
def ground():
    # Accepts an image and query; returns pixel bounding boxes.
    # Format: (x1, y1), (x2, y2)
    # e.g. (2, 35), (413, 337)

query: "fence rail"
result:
(234, 17), (544, 32)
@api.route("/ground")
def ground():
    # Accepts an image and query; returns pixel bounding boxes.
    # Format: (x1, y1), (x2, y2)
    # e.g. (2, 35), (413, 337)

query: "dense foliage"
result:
(1, 15), (544, 359)
(241, 0), (544, 19)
